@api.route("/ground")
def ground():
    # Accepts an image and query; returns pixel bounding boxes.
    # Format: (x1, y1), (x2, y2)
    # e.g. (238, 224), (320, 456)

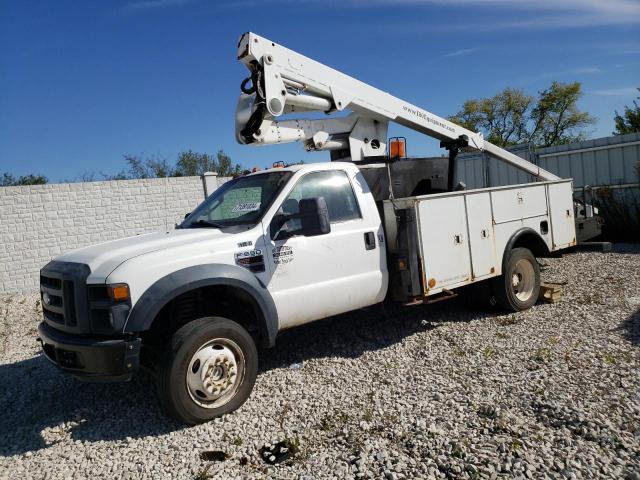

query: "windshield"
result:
(180, 171), (292, 229)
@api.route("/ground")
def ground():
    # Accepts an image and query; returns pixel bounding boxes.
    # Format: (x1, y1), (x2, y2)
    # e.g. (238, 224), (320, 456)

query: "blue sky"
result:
(1, 0), (638, 182)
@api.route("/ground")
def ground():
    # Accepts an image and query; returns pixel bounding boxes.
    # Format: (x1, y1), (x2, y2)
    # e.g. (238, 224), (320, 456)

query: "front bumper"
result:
(38, 321), (141, 382)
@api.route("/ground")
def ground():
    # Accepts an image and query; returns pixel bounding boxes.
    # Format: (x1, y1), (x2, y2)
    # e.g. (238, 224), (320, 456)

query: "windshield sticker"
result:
(232, 202), (261, 213)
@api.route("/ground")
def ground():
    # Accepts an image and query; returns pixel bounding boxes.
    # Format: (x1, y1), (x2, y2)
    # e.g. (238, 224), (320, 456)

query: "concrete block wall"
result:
(0, 175), (229, 295)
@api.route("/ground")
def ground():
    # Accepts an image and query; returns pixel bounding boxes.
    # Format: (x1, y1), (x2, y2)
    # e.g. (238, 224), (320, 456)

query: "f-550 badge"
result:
(234, 249), (265, 272)
(235, 249), (262, 260)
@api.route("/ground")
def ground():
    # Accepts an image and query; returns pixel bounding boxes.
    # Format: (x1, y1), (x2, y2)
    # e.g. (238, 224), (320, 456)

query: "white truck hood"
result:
(55, 229), (226, 283)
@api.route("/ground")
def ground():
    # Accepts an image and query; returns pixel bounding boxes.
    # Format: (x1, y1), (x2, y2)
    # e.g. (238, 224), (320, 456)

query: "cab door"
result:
(264, 169), (386, 329)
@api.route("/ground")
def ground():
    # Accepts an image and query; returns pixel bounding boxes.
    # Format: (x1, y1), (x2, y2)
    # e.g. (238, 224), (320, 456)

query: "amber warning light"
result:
(108, 284), (130, 301)
(389, 137), (406, 158)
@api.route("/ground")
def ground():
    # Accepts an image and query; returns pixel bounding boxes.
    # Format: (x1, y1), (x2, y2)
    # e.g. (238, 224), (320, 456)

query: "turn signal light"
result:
(108, 283), (130, 301)
(389, 137), (406, 158)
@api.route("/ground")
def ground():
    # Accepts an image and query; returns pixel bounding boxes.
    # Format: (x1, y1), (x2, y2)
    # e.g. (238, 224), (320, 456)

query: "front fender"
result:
(123, 264), (278, 347)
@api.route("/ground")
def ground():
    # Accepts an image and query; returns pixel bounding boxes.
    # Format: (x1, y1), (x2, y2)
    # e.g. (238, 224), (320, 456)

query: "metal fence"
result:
(454, 132), (640, 190)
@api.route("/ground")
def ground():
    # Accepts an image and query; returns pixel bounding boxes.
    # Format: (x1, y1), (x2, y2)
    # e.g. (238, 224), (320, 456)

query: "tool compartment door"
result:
(491, 184), (548, 223)
(416, 196), (471, 292)
(548, 181), (576, 249)
(465, 192), (497, 280)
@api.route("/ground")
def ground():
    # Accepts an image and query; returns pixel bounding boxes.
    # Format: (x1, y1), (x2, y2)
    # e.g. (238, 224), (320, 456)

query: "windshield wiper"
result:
(188, 219), (226, 229)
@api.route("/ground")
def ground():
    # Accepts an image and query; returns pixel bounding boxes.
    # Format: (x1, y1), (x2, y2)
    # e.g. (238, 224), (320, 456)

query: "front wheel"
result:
(156, 317), (258, 424)
(493, 247), (540, 312)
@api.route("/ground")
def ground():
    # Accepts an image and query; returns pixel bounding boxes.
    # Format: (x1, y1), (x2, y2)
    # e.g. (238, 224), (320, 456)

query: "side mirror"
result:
(184, 212), (191, 219)
(271, 213), (288, 233)
(299, 197), (331, 237)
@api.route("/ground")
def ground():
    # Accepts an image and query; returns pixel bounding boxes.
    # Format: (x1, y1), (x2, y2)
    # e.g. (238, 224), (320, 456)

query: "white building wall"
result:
(0, 175), (229, 294)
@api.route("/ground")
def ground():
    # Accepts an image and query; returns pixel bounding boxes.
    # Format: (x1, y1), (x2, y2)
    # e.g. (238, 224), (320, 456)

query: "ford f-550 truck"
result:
(37, 33), (586, 424)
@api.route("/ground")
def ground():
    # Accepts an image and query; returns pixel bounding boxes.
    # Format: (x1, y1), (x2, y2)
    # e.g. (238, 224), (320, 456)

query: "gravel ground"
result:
(1, 245), (639, 480)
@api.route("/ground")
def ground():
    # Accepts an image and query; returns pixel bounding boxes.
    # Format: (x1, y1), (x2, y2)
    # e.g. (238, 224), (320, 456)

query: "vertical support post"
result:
(441, 135), (468, 192)
(201, 171), (218, 198)
(447, 145), (459, 192)
(164, 177), (169, 231)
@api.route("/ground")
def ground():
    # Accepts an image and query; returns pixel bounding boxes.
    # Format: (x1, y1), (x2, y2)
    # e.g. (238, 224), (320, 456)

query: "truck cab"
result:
(38, 163), (390, 423)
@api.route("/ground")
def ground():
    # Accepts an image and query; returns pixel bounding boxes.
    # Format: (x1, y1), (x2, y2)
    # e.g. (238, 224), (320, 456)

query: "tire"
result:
(493, 247), (540, 312)
(156, 317), (258, 424)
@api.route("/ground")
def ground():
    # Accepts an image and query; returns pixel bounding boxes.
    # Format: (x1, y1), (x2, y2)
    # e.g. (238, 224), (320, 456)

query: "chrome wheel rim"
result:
(511, 258), (535, 302)
(186, 338), (245, 409)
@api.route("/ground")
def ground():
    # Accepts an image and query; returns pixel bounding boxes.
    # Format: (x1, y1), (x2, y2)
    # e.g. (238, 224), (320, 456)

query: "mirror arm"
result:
(274, 213), (293, 228)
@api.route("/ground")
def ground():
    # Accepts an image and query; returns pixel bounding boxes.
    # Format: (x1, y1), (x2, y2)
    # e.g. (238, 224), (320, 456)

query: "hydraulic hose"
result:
(239, 103), (266, 144)
(240, 77), (256, 95)
(239, 62), (267, 143)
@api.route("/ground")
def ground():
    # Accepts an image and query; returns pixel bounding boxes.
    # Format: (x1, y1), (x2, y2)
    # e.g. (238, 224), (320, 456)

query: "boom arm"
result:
(235, 32), (559, 182)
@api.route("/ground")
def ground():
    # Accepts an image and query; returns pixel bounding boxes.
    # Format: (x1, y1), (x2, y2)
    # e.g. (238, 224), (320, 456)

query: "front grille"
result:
(45, 292), (63, 308)
(41, 275), (69, 324)
(40, 261), (91, 333)
(41, 275), (62, 290)
(44, 309), (65, 324)
(63, 280), (77, 326)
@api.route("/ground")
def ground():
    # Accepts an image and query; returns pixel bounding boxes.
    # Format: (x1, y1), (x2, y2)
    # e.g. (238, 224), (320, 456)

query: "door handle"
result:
(364, 232), (376, 250)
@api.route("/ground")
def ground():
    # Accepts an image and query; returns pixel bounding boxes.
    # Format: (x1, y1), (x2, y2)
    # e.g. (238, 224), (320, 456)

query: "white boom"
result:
(235, 32), (559, 182)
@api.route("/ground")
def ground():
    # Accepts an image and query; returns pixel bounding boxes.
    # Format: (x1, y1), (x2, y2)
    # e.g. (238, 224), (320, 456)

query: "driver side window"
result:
(271, 170), (361, 240)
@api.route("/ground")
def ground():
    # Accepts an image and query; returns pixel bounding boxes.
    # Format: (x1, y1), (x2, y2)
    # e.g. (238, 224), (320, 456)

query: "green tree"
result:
(174, 149), (242, 177)
(112, 150), (243, 180)
(214, 150), (243, 177)
(529, 82), (596, 147)
(613, 88), (640, 135)
(450, 81), (596, 148)
(1, 172), (48, 186)
(122, 154), (174, 178)
(449, 88), (533, 147)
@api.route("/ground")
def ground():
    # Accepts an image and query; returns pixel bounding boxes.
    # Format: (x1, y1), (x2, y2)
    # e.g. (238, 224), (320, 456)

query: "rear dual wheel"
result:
(465, 247), (540, 312)
(493, 247), (540, 311)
